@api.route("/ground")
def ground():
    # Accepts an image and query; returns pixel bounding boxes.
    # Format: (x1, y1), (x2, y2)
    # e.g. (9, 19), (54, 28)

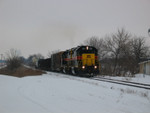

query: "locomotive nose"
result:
(82, 54), (95, 66)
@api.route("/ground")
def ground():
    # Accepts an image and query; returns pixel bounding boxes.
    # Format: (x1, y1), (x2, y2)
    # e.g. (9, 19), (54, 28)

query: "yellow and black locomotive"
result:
(51, 46), (99, 76)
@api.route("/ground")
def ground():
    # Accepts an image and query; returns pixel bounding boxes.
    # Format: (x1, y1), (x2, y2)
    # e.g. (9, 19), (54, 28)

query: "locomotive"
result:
(37, 46), (100, 77)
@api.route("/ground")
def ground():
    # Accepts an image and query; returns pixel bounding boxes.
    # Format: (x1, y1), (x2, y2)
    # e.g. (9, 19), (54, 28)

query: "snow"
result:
(103, 74), (150, 84)
(0, 72), (150, 113)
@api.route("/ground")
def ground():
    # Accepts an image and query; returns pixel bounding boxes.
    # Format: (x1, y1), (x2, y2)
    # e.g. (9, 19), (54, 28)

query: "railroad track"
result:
(47, 71), (150, 90)
(91, 77), (150, 90)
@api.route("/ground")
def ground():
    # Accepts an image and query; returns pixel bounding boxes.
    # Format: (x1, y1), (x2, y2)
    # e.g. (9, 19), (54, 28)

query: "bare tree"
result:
(132, 37), (149, 61)
(5, 48), (22, 71)
(104, 28), (132, 76)
(131, 36), (150, 73)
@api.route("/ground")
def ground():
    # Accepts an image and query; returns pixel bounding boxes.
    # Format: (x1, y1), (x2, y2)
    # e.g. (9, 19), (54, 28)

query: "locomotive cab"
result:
(76, 46), (99, 76)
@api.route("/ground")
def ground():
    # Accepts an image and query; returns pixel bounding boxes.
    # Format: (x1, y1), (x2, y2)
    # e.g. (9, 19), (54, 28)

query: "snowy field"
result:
(0, 72), (150, 113)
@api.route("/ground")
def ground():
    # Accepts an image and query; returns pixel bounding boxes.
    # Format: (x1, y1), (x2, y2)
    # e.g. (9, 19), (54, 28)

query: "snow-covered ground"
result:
(103, 74), (150, 84)
(0, 72), (150, 113)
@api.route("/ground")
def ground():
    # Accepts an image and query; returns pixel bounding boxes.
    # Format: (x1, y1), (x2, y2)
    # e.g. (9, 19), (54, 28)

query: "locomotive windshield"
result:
(77, 46), (98, 55)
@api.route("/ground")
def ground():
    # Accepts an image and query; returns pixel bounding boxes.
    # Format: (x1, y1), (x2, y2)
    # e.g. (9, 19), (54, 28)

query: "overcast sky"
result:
(0, 0), (150, 58)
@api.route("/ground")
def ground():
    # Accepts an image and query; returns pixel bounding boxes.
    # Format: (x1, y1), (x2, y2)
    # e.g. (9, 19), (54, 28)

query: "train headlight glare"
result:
(94, 66), (97, 69)
(82, 66), (85, 69)
(86, 46), (89, 50)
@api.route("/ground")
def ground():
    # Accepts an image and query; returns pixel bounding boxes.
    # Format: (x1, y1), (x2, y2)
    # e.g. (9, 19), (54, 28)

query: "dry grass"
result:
(0, 65), (46, 77)
(119, 88), (149, 100)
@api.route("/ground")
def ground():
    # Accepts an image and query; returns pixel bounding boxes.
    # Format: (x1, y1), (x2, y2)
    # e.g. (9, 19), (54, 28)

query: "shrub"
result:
(5, 49), (22, 72)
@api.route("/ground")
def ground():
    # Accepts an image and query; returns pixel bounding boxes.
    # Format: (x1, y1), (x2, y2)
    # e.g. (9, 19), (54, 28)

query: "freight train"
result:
(37, 46), (100, 77)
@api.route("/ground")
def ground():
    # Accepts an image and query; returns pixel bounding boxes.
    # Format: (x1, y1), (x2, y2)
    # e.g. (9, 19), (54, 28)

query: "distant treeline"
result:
(84, 28), (150, 76)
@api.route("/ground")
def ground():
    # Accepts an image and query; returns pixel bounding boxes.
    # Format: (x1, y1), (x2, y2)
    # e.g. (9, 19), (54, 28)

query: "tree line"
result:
(84, 28), (150, 76)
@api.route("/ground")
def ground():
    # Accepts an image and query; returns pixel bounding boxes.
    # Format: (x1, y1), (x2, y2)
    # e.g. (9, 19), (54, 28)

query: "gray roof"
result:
(139, 60), (150, 64)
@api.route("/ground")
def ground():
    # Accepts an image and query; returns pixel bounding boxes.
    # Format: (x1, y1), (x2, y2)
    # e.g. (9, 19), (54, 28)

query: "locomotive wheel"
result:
(63, 67), (66, 73)
(71, 67), (76, 75)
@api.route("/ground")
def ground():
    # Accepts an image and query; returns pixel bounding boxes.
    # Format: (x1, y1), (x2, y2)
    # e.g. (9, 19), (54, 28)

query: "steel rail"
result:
(91, 77), (150, 90)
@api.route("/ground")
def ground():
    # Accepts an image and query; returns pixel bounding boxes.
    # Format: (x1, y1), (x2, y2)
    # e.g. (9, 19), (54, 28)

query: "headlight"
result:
(86, 46), (89, 50)
(94, 66), (97, 69)
(82, 66), (85, 69)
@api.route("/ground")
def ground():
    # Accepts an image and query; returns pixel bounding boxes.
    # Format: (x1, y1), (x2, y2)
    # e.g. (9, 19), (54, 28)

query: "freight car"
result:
(37, 45), (100, 77)
(51, 51), (64, 72)
(37, 58), (51, 71)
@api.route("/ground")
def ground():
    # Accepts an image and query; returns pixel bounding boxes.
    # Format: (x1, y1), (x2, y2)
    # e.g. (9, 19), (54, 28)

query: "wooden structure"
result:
(139, 60), (150, 75)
